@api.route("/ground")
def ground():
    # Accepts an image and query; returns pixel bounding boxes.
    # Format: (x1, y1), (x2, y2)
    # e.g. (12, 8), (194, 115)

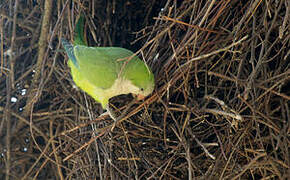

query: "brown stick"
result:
(24, 0), (53, 116)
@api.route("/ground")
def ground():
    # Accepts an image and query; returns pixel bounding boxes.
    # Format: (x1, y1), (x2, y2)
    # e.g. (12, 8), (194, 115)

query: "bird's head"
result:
(119, 53), (155, 102)
(128, 70), (154, 101)
(134, 78), (155, 100)
(123, 60), (155, 101)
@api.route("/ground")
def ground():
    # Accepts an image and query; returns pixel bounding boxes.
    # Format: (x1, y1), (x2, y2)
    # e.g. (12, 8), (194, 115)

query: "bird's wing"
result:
(73, 45), (135, 89)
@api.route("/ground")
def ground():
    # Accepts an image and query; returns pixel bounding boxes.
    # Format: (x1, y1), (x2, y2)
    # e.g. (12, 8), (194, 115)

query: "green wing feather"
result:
(73, 46), (138, 89)
(62, 14), (154, 108)
(61, 38), (79, 68)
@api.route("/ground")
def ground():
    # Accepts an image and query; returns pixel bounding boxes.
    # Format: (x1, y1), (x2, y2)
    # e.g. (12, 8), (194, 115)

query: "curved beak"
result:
(136, 94), (146, 100)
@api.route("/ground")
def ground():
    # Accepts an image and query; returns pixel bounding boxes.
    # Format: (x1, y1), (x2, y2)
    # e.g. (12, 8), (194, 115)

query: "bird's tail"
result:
(74, 14), (87, 46)
(61, 14), (87, 68)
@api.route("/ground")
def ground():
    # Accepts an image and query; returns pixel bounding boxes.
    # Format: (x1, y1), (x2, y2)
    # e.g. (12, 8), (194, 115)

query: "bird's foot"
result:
(105, 105), (118, 131)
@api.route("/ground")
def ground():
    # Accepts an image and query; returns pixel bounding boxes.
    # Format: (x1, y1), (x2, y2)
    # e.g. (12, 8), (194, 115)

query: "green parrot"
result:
(61, 15), (154, 116)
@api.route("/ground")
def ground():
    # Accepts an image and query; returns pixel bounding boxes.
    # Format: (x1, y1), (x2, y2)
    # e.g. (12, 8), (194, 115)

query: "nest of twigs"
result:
(1, 0), (289, 179)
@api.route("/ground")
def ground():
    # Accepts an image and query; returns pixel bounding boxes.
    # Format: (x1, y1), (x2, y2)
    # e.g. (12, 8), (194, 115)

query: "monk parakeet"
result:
(61, 15), (154, 118)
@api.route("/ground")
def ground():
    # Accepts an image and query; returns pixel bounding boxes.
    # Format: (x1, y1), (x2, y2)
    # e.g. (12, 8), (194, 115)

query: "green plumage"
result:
(62, 15), (154, 109)
(73, 15), (86, 46)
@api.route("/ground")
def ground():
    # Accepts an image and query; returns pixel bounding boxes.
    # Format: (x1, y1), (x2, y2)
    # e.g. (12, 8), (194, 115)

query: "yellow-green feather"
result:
(62, 14), (154, 109)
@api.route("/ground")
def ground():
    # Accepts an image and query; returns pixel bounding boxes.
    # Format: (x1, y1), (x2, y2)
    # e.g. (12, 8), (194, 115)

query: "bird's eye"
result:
(140, 88), (144, 91)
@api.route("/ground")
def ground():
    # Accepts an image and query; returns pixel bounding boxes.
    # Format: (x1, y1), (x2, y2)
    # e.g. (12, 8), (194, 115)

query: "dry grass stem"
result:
(0, 0), (289, 179)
